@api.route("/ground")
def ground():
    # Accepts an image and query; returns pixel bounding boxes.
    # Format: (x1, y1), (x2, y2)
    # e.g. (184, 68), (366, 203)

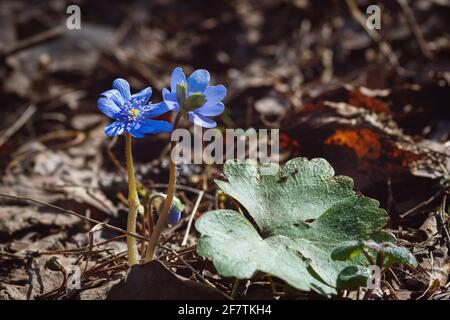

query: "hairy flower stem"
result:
(125, 133), (140, 266)
(144, 113), (182, 261)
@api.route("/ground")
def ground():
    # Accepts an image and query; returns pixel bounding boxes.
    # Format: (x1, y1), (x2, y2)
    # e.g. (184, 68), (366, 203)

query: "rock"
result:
(107, 260), (225, 300)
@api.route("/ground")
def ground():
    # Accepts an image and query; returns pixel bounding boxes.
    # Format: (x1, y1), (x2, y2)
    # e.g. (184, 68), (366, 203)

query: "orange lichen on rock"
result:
(324, 128), (381, 160)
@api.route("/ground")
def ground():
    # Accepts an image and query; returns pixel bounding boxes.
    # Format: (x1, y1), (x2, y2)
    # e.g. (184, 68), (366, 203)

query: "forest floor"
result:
(0, 0), (449, 300)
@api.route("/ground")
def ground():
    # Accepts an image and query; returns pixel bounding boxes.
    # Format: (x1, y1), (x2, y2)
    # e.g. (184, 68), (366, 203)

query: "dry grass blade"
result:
(182, 190), (204, 246)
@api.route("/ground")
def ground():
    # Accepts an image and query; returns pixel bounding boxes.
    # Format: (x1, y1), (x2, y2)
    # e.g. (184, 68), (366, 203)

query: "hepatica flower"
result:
(145, 67), (227, 262)
(162, 67), (227, 128)
(97, 78), (174, 266)
(98, 78), (173, 138)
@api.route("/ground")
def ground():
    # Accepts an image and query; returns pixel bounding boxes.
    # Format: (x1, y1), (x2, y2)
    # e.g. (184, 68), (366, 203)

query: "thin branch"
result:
(400, 189), (445, 218)
(0, 192), (148, 242)
(0, 105), (36, 148)
(0, 27), (64, 57)
(345, 0), (401, 71)
(397, 0), (433, 59)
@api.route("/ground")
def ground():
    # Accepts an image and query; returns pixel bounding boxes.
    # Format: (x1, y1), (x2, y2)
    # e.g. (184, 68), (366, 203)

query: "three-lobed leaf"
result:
(196, 158), (398, 295)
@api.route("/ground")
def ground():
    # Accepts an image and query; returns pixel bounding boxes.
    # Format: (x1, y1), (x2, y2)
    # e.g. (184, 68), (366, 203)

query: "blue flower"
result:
(167, 207), (182, 225)
(98, 78), (173, 138)
(162, 67), (226, 128)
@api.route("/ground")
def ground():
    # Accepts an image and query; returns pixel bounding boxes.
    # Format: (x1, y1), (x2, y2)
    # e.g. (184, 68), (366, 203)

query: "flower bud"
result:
(167, 207), (182, 225)
(45, 256), (64, 272)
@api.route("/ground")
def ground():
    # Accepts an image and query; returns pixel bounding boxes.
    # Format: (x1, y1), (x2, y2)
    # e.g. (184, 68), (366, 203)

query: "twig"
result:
(82, 223), (106, 278)
(396, 0), (433, 59)
(391, 266), (427, 285)
(382, 280), (399, 300)
(0, 192), (148, 242)
(0, 105), (36, 149)
(0, 27), (64, 57)
(83, 251), (127, 279)
(38, 235), (126, 257)
(156, 245), (196, 261)
(438, 195), (450, 253)
(182, 191), (204, 246)
(345, 0), (401, 71)
(400, 189), (445, 218)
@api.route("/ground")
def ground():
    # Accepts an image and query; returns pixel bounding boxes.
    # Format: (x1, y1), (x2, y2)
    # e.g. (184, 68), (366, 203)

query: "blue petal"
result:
(131, 87), (152, 105)
(98, 97), (122, 119)
(170, 67), (186, 93)
(135, 119), (173, 134)
(104, 121), (125, 136)
(101, 89), (125, 107)
(167, 207), (181, 225)
(128, 127), (145, 138)
(162, 88), (180, 111)
(188, 111), (217, 128)
(202, 85), (227, 107)
(187, 69), (210, 94)
(112, 78), (131, 101)
(142, 101), (172, 118)
(196, 102), (225, 117)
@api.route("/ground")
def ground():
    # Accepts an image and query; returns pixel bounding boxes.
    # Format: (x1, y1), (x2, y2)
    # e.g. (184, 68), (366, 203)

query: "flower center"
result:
(128, 108), (140, 119)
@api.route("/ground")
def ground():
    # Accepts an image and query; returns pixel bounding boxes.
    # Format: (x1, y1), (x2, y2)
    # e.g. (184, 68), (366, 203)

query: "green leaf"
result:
(381, 242), (417, 268)
(195, 158), (392, 295)
(196, 210), (335, 296)
(331, 241), (365, 261)
(336, 266), (371, 291)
